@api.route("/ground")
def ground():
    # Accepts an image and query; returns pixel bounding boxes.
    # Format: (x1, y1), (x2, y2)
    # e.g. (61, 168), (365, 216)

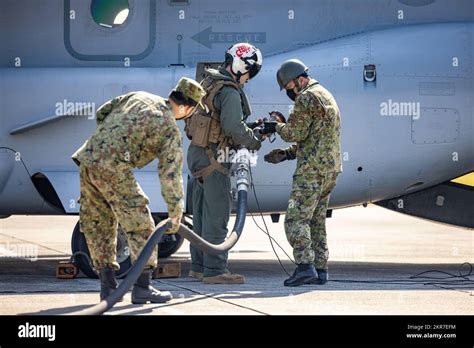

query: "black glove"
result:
(246, 119), (263, 130)
(260, 121), (278, 135)
(268, 111), (286, 123)
(264, 149), (288, 164)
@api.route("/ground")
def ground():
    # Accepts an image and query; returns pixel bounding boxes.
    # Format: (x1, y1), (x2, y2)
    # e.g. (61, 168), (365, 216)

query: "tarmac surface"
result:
(0, 205), (472, 315)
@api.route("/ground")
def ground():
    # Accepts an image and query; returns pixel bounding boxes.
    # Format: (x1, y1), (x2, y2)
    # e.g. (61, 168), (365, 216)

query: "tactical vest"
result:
(185, 69), (251, 179)
(185, 68), (251, 148)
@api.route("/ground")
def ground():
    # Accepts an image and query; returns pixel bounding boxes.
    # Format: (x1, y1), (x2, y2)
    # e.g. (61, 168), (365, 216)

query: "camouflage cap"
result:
(173, 77), (206, 106)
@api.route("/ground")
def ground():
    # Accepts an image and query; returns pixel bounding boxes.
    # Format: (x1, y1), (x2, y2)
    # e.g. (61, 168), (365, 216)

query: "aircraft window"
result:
(91, 0), (130, 28)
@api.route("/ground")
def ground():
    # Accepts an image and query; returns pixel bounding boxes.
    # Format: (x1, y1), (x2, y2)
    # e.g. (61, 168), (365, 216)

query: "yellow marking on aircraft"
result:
(451, 172), (474, 187)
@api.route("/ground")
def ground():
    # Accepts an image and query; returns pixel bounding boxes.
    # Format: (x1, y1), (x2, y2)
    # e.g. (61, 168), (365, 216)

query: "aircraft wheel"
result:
(158, 233), (185, 258)
(71, 217), (185, 278)
(153, 215), (185, 258)
(71, 221), (132, 279)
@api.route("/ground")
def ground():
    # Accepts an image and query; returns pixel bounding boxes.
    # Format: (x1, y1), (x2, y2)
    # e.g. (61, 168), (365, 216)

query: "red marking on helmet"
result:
(235, 45), (251, 58)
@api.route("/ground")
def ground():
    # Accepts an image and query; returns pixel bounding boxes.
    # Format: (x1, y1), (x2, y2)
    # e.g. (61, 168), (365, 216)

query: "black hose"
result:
(177, 190), (248, 255)
(68, 189), (249, 315)
(67, 221), (171, 315)
(68, 150), (250, 315)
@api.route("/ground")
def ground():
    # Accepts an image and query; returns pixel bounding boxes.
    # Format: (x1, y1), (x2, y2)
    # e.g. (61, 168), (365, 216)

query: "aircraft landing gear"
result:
(70, 216), (184, 279)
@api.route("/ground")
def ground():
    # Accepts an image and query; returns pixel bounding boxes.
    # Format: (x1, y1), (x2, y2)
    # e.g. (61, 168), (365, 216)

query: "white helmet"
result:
(225, 43), (263, 80)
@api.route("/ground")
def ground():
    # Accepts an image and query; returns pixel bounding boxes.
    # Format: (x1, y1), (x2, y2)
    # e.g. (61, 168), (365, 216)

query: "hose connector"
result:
(232, 148), (251, 192)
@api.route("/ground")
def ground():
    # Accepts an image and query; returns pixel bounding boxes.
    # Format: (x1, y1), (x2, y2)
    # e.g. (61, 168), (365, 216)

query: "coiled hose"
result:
(68, 148), (251, 315)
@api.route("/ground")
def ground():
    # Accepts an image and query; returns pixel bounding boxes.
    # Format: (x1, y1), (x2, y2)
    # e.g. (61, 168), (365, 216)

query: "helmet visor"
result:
(248, 62), (261, 79)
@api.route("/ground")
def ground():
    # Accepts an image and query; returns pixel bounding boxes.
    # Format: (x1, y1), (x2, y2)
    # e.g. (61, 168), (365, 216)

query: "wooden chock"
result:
(153, 263), (181, 279)
(56, 261), (79, 279)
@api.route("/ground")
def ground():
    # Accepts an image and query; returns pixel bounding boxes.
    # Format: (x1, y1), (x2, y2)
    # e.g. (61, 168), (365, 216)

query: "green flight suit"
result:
(187, 68), (261, 277)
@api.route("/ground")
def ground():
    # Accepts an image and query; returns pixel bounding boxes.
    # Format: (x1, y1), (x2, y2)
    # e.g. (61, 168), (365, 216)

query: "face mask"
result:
(286, 78), (301, 101)
(286, 89), (297, 101)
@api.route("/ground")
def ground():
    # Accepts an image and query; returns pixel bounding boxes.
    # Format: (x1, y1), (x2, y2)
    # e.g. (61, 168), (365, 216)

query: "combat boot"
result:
(131, 269), (173, 304)
(313, 268), (329, 285)
(99, 267), (123, 302)
(283, 264), (318, 287)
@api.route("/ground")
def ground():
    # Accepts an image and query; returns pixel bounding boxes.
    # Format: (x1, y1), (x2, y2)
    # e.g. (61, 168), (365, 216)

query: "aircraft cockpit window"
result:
(91, 0), (130, 28)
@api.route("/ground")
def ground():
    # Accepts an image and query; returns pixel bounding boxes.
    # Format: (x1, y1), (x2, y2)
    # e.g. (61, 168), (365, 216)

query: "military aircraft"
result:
(0, 0), (472, 277)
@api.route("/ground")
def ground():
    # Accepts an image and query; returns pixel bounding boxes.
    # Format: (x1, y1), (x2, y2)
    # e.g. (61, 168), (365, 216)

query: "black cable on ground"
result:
(409, 262), (472, 280)
(157, 279), (269, 315)
(249, 167), (293, 277)
(329, 263), (474, 295)
(249, 212), (295, 263)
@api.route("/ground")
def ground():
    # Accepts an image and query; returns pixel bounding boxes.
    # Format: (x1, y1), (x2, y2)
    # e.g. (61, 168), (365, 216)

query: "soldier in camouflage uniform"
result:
(262, 59), (342, 287)
(71, 77), (205, 302)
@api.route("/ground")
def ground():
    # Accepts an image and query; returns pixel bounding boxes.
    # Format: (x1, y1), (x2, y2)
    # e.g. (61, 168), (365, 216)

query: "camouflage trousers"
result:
(79, 164), (156, 272)
(284, 171), (339, 269)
